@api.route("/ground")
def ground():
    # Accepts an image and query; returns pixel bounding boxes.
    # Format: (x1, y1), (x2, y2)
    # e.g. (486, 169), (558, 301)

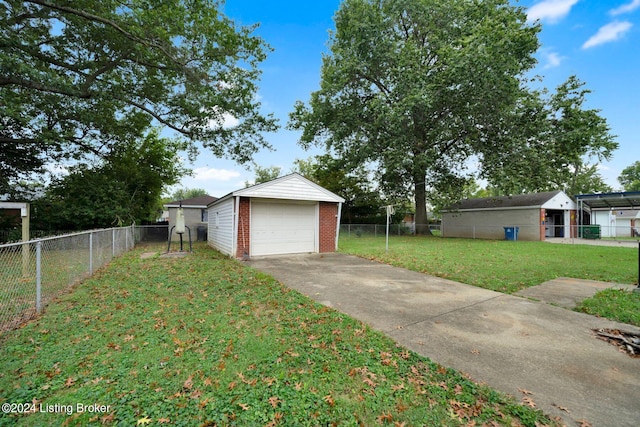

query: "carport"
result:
(575, 191), (640, 238)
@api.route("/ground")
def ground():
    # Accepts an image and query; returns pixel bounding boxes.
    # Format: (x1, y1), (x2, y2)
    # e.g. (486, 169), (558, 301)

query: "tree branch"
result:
(355, 71), (392, 98)
(124, 99), (193, 137)
(25, 0), (184, 67)
(0, 76), (91, 98)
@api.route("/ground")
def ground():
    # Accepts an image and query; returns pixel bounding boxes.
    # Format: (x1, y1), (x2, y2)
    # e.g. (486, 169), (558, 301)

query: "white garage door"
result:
(251, 201), (317, 256)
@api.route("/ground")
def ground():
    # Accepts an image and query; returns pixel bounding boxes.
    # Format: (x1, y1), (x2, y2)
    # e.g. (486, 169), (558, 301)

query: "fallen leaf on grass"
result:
(376, 412), (393, 423)
(522, 397), (536, 408)
(100, 413), (114, 424)
(323, 394), (335, 406)
(518, 388), (533, 395)
(391, 383), (405, 392)
(157, 418), (170, 424)
(238, 402), (250, 411)
(268, 396), (281, 408)
(136, 417), (152, 425)
(183, 376), (193, 390)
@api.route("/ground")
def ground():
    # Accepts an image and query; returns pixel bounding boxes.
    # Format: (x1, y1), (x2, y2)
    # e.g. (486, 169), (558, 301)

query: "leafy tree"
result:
(293, 155), (387, 223)
(43, 130), (187, 229)
(618, 161), (640, 191)
(245, 163), (282, 187)
(289, 0), (540, 233)
(0, 0), (278, 194)
(565, 163), (612, 196)
(169, 188), (209, 201)
(481, 77), (617, 196)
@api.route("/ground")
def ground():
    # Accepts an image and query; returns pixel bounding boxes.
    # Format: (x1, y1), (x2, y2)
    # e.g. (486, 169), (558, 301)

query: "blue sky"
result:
(174, 0), (640, 198)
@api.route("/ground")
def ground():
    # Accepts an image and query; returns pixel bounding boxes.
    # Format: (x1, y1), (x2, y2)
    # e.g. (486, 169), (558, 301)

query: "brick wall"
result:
(236, 197), (251, 259)
(319, 202), (338, 253)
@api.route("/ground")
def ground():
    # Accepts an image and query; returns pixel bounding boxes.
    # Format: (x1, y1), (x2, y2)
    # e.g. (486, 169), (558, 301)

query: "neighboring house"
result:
(590, 208), (640, 238)
(441, 191), (577, 241)
(207, 173), (345, 259)
(164, 195), (217, 241)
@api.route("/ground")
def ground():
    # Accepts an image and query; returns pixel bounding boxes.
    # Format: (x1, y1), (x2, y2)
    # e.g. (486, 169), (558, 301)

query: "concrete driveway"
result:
(248, 253), (640, 427)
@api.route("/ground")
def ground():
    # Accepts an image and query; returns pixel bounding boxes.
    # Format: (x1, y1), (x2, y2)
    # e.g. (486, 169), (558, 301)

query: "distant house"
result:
(575, 191), (640, 238)
(207, 173), (345, 259)
(441, 191), (577, 241)
(164, 195), (217, 241)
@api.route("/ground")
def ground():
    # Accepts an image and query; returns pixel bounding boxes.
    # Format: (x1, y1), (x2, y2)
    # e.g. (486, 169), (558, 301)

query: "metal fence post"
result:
(112, 228), (116, 257)
(36, 241), (42, 313)
(89, 232), (93, 274)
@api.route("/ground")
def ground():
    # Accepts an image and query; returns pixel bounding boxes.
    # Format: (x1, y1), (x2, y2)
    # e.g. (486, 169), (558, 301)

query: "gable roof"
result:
(164, 195), (217, 208)
(209, 173), (345, 207)
(445, 191), (572, 212)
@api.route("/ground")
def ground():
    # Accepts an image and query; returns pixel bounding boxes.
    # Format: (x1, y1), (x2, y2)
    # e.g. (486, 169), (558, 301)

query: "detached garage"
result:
(207, 173), (345, 259)
(441, 191), (577, 241)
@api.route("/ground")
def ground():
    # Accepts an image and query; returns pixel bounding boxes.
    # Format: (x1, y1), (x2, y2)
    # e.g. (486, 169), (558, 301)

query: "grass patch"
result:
(0, 243), (555, 426)
(576, 288), (640, 325)
(339, 235), (639, 326)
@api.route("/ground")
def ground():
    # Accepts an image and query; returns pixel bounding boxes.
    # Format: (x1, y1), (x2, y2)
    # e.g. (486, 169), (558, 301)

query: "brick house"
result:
(207, 173), (345, 259)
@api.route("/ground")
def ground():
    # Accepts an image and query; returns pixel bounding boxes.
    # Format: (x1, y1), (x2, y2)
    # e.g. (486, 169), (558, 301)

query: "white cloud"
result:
(582, 21), (633, 49)
(527, 0), (579, 23)
(543, 51), (565, 68)
(610, 0), (640, 16)
(207, 110), (240, 130)
(192, 167), (241, 181)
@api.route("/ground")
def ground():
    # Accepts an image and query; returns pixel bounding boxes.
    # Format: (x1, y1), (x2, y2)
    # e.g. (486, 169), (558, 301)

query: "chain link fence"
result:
(134, 224), (169, 243)
(0, 225), (135, 335)
(340, 223), (441, 238)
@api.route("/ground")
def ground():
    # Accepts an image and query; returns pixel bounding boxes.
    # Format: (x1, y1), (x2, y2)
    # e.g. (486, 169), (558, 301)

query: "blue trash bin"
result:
(504, 226), (519, 241)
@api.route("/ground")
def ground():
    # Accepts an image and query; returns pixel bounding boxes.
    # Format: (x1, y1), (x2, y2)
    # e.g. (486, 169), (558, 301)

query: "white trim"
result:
(315, 202), (320, 253)
(232, 173), (345, 203)
(335, 202), (342, 251)
(233, 196), (240, 258)
(0, 202), (28, 210)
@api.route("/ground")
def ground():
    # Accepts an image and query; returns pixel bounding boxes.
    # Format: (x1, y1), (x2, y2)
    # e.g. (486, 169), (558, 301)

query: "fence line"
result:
(340, 223), (640, 243)
(339, 223), (441, 237)
(0, 225), (135, 335)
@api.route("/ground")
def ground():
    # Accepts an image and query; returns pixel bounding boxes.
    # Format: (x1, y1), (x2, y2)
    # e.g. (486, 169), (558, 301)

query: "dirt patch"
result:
(140, 252), (157, 259)
(160, 251), (189, 258)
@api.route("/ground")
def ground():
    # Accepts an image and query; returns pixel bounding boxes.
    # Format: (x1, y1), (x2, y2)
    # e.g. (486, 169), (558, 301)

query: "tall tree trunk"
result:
(414, 171), (432, 235)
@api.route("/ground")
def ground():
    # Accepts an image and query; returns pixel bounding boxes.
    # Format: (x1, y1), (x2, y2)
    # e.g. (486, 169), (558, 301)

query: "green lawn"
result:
(0, 244), (555, 426)
(339, 235), (640, 326)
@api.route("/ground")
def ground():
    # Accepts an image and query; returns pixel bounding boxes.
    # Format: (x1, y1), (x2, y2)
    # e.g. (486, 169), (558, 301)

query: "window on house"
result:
(201, 209), (208, 222)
